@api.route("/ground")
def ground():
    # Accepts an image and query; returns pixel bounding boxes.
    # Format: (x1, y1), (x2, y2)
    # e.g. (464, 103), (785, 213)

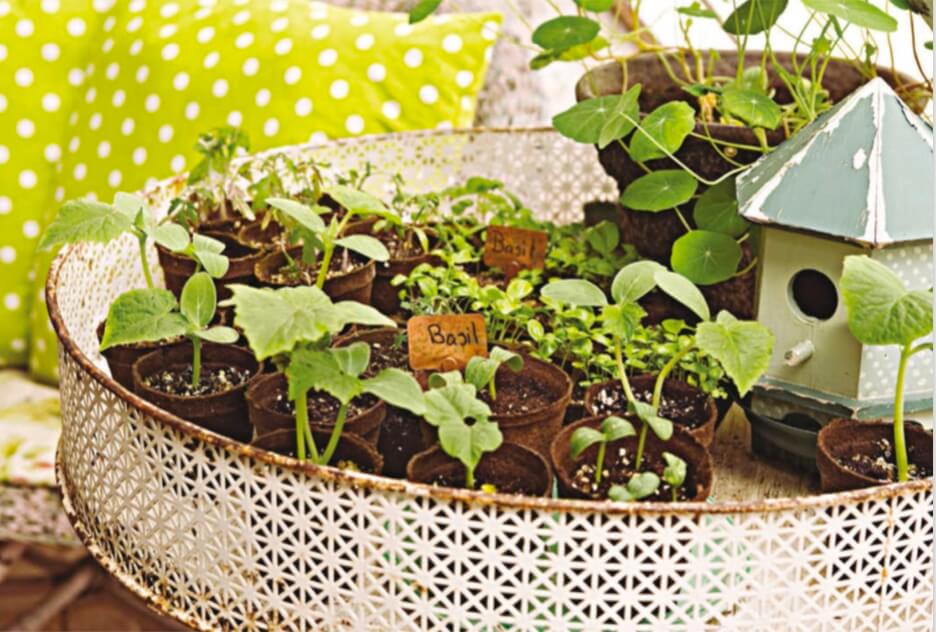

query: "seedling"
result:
(608, 473), (661, 503)
(840, 255), (933, 482)
(39, 192), (190, 289)
(100, 271), (238, 387)
(662, 451), (688, 502)
(186, 126), (253, 222)
(569, 416), (636, 485)
(464, 346), (523, 400)
(423, 371), (501, 489)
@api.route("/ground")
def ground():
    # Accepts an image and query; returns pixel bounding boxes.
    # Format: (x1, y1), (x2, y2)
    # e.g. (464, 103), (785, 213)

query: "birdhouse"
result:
(736, 77), (933, 425)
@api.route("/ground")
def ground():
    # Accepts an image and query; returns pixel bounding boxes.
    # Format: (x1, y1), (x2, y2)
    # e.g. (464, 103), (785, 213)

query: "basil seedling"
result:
(464, 346), (523, 400)
(569, 415), (635, 484)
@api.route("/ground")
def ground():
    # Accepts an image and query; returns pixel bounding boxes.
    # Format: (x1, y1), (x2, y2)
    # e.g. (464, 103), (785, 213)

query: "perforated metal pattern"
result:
(50, 129), (933, 631)
(0, 484), (77, 546)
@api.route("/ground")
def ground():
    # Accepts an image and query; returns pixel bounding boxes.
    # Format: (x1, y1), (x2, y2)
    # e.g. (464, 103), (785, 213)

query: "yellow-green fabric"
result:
(22, 1), (500, 382)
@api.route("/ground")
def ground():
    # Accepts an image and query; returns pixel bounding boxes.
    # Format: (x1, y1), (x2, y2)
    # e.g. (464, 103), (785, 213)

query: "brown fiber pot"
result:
(252, 428), (384, 474)
(156, 231), (264, 299)
(816, 419), (934, 493)
(253, 247), (376, 304)
(584, 374), (718, 448)
(372, 243), (439, 315)
(131, 342), (261, 442)
(551, 415), (713, 501)
(244, 372), (385, 447)
(96, 321), (176, 391)
(406, 442), (553, 497)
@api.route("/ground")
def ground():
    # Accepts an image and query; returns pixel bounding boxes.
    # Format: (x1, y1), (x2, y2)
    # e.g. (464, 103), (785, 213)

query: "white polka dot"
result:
(185, 102), (200, 120)
(263, 118), (279, 136)
(54, 187), (64, 201)
(16, 19), (34, 37)
(172, 72), (189, 90)
(242, 57), (259, 76)
(41, 92), (60, 112)
(0, 94), (7, 114)
(194, 6), (210, 20)
(235, 32), (254, 49)
(212, 79), (228, 97)
(73, 163), (87, 181)
(204, 51), (220, 69)
(160, 1), (179, 17)
(311, 24), (330, 39)
(19, 170), (36, 189)
(158, 124), (174, 143)
(394, 23), (413, 37)
(271, 0), (288, 12)
(227, 110), (242, 126)
(94, 0), (115, 12)
(128, 38), (142, 55)
(22, 220), (39, 238)
(382, 100), (400, 120)
(67, 68), (83, 86)
(0, 247), (15, 263)
(284, 66), (301, 85)
(112, 89), (126, 107)
(404, 48), (423, 68)
(132, 147), (147, 165)
(309, 3), (327, 19)
(255, 88), (271, 106)
(10, 339), (25, 353)
(0, 44), (6, 62)
(84, 87), (96, 103)
(366, 63), (387, 83)
(158, 23), (177, 39)
(88, 112), (102, 130)
(108, 170), (122, 187)
(274, 38), (292, 55)
(121, 117), (134, 135)
(485, 46), (493, 63)
(197, 26), (214, 43)
(136, 65), (149, 83)
(461, 95), (473, 110)
(66, 17), (85, 36)
(356, 33), (375, 50)
(0, 197), (10, 214)
(345, 115), (364, 135)
(162, 42), (179, 60)
(351, 13), (369, 26)
(14, 68), (33, 87)
(272, 17), (289, 32)
(419, 84), (439, 105)
(318, 49), (337, 67)
(295, 97), (312, 116)
(68, 136), (80, 152)
(44, 143), (61, 162)
(443, 34), (463, 53)
(144, 94), (160, 112)
(330, 79), (349, 99)
(233, 9), (250, 25)
(0, 2), (8, 17)
(16, 119), (34, 138)
(170, 155), (185, 172)
(41, 0), (59, 13)
(4, 293), (20, 310)
(481, 20), (499, 41)
(97, 140), (110, 158)
(0, 146), (7, 165)
(126, 16), (142, 32)
(41, 43), (60, 61)
(456, 70), (474, 88)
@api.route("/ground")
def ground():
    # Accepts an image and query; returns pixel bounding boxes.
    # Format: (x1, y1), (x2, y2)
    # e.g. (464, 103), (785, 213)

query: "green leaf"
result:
(720, 88), (781, 129)
(628, 400), (673, 440)
(693, 179), (748, 238)
(629, 102), (696, 163)
(541, 279), (609, 307)
(100, 288), (188, 350)
(840, 255), (933, 346)
(553, 95), (630, 145)
(670, 230), (743, 285)
(193, 326), (239, 344)
(423, 382), (491, 428)
(601, 303), (645, 341)
(584, 221), (619, 255)
(464, 347), (523, 393)
(491, 346), (523, 372)
(662, 451), (687, 488)
(506, 278), (534, 301)
(192, 233), (225, 254)
(597, 86), (642, 149)
(326, 185), (395, 221)
(608, 472), (660, 501)
(601, 415), (636, 441)
(654, 270), (711, 321)
(532, 16), (600, 51)
(575, 0), (614, 10)
(569, 426), (605, 460)
(38, 200), (134, 251)
(180, 272), (216, 329)
(331, 342), (370, 378)
(196, 252), (229, 279)
(619, 170), (698, 212)
(678, 3), (718, 18)
(530, 37), (610, 69)
(362, 368), (427, 416)
(611, 260), (666, 303)
(409, 0), (442, 23)
(723, 0), (789, 34)
(334, 235), (390, 262)
(112, 192), (146, 220)
(802, 0), (898, 31)
(696, 311), (775, 396)
(331, 300), (397, 329)
(150, 223), (190, 251)
(286, 347), (362, 405)
(266, 197), (326, 233)
(438, 416), (502, 483)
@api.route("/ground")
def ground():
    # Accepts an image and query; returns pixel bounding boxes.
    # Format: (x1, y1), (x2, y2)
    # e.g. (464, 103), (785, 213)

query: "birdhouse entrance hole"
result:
(789, 269), (838, 321)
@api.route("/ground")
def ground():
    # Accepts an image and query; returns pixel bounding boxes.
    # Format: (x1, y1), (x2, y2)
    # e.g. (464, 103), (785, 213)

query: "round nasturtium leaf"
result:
(670, 230), (743, 286)
(628, 101), (696, 163)
(619, 170), (698, 212)
(532, 16), (600, 51)
(553, 95), (628, 145)
(720, 87), (782, 130)
(693, 178), (750, 238)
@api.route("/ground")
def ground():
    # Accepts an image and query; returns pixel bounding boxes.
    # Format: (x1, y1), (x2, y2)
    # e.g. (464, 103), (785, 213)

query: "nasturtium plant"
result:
(570, 415), (635, 484)
(693, 178), (750, 239)
(464, 347), (523, 400)
(670, 230), (744, 286)
(619, 170), (699, 213)
(840, 255), (933, 482)
(628, 101), (696, 163)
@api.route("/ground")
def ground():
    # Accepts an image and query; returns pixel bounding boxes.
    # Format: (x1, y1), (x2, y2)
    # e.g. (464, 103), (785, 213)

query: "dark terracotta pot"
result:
(131, 342), (261, 442)
(96, 321), (176, 391)
(584, 374), (718, 448)
(253, 247), (376, 304)
(816, 419), (933, 492)
(244, 372), (385, 447)
(252, 428), (384, 474)
(156, 230), (263, 299)
(406, 442), (553, 497)
(551, 416), (713, 501)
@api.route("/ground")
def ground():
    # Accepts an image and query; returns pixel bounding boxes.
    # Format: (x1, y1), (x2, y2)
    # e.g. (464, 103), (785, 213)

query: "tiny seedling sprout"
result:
(569, 415), (635, 485)
(464, 346), (523, 400)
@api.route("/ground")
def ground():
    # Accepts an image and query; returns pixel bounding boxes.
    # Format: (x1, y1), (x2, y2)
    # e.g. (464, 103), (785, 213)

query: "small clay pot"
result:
(551, 416), (713, 501)
(816, 419), (934, 492)
(156, 231), (264, 299)
(371, 231), (439, 315)
(244, 372), (385, 446)
(406, 442), (553, 497)
(236, 220), (285, 251)
(584, 375), (718, 448)
(96, 321), (176, 390)
(253, 247), (376, 304)
(252, 428), (384, 474)
(131, 342), (261, 442)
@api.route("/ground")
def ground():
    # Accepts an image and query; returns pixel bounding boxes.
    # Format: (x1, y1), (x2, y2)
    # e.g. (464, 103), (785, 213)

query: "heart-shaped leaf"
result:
(331, 342), (370, 378)
(696, 311), (775, 395)
(286, 347), (362, 405)
(670, 230), (743, 285)
(619, 170), (698, 212)
(100, 288), (188, 350)
(601, 303), (645, 341)
(38, 200), (134, 251)
(423, 381), (491, 428)
(629, 101), (696, 162)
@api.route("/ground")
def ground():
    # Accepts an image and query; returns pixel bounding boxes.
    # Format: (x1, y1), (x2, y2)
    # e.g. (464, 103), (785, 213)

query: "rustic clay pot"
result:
(406, 442), (553, 497)
(236, 220), (285, 251)
(551, 415), (713, 501)
(252, 428), (384, 474)
(131, 342), (261, 442)
(584, 374), (718, 448)
(253, 247), (376, 304)
(372, 231), (440, 315)
(156, 230), (264, 299)
(816, 419), (933, 492)
(245, 372), (385, 447)
(97, 321), (176, 391)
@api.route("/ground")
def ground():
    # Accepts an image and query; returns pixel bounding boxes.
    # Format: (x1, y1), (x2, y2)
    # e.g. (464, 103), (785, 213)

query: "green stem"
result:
(319, 402), (348, 466)
(594, 441), (606, 485)
(315, 242), (334, 289)
(893, 345), (911, 482)
(466, 465), (476, 490)
(653, 346), (693, 409)
(635, 424), (648, 471)
(489, 377), (497, 401)
(613, 338), (636, 402)
(191, 336), (202, 388)
(294, 392), (316, 461)
(138, 236), (154, 289)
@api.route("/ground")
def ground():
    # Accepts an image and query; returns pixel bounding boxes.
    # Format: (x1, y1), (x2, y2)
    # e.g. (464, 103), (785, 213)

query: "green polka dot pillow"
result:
(23, 1), (501, 382)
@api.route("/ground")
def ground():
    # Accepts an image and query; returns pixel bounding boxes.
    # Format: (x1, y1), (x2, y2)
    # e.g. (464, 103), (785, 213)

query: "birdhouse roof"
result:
(736, 78), (934, 248)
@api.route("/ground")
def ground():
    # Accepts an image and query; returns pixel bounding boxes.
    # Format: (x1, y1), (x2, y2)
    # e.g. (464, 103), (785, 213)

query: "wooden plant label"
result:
(407, 314), (488, 371)
(482, 226), (549, 275)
